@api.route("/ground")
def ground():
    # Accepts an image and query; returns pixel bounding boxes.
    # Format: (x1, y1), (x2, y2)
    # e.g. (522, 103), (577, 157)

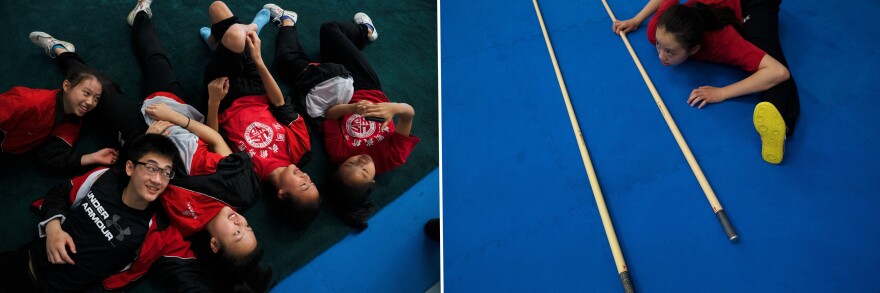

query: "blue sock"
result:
(199, 27), (214, 50)
(51, 44), (66, 51)
(252, 8), (270, 33)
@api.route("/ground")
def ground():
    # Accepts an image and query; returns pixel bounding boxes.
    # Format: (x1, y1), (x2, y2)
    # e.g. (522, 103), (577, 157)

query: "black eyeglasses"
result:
(134, 161), (175, 179)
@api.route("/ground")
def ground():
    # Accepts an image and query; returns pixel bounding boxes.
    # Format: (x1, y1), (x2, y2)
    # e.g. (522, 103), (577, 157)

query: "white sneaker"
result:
(263, 3), (297, 26)
(127, 0), (153, 26)
(29, 32), (75, 58)
(354, 12), (378, 42)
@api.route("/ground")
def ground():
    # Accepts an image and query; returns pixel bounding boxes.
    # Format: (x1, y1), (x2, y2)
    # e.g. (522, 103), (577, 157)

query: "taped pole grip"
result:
(599, 0), (738, 243)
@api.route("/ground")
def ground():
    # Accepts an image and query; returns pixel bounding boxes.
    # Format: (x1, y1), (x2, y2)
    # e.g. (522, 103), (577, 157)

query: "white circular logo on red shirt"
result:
(346, 114), (377, 138)
(244, 122), (274, 149)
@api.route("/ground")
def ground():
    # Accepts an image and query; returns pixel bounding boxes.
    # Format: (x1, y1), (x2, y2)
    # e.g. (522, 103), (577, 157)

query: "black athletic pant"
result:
(131, 11), (193, 175)
(57, 12), (189, 149)
(319, 21), (381, 91)
(132, 11), (189, 102)
(741, 0), (800, 136)
(203, 16), (266, 114)
(274, 25), (312, 81)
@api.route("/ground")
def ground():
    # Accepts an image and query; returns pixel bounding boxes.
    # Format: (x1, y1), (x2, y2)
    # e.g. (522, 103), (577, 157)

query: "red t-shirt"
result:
(160, 185), (230, 237)
(647, 0), (766, 72)
(323, 90), (420, 174)
(219, 95), (311, 180)
(190, 140), (222, 175)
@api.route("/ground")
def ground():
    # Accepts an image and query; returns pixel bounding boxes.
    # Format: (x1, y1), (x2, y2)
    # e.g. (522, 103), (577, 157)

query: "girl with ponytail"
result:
(612, 0), (800, 165)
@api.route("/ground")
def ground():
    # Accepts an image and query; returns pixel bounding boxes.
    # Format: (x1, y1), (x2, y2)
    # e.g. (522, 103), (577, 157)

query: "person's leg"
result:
(203, 1), (264, 113)
(131, 11), (188, 100)
(319, 20), (381, 90)
(741, 0), (800, 136)
(275, 21), (312, 82)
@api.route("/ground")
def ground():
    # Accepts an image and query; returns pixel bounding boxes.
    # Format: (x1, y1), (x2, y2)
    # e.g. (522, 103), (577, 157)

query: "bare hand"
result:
(354, 100), (372, 116)
(612, 19), (641, 34)
(361, 102), (396, 129)
(208, 77), (230, 103)
(145, 102), (180, 122)
(46, 223), (76, 265)
(245, 31), (262, 62)
(688, 86), (728, 109)
(146, 120), (175, 136)
(83, 148), (118, 165)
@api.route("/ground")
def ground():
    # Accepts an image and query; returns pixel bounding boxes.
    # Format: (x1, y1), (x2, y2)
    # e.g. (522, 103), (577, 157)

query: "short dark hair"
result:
(324, 169), (374, 231)
(273, 190), (320, 229)
(193, 232), (272, 293)
(122, 134), (179, 167)
(64, 64), (120, 96)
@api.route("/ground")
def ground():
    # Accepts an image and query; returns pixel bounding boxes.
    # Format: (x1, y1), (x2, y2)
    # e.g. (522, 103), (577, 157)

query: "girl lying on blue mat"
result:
(613, 0), (800, 164)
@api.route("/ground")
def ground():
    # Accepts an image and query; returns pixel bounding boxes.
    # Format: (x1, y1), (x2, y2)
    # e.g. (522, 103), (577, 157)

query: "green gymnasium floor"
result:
(0, 0), (437, 291)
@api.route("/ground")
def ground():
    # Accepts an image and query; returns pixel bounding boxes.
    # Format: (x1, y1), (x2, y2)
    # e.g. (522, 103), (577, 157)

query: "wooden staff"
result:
(599, 0), (738, 242)
(533, 1), (635, 292)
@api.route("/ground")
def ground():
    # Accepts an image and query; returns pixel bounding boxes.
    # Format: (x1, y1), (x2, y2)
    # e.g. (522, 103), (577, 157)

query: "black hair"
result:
(272, 189), (320, 230)
(324, 169), (374, 231)
(63, 64), (120, 97)
(657, 3), (741, 51)
(191, 232), (273, 293)
(120, 134), (179, 169)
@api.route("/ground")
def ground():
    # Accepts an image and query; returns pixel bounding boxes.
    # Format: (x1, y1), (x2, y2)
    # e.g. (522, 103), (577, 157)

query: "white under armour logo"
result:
(743, 15), (750, 23)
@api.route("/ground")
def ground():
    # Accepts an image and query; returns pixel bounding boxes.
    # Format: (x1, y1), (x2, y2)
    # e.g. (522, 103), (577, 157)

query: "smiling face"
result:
(207, 206), (257, 258)
(655, 27), (699, 66)
(124, 152), (172, 204)
(277, 164), (319, 203)
(61, 76), (102, 117)
(339, 154), (376, 187)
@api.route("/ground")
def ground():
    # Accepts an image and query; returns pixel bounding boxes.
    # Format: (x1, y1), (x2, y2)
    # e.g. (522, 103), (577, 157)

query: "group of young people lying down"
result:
(0, 0), (420, 291)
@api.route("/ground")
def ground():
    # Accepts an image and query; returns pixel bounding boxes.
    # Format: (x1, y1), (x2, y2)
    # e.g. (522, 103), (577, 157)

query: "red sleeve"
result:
(376, 132), (420, 174)
(0, 87), (32, 148)
(0, 88), (20, 129)
(322, 118), (347, 164)
(286, 117), (311, 162)
(694, 28), (766, 72)
(102, 224), (196, 291)
(190, 140), (223, 176)
(51, 121), (81, 147)
(647, 0), (679, 45)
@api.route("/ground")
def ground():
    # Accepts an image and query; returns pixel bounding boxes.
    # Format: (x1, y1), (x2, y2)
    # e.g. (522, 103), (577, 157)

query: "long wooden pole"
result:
(533, 1), (635, 292)
(599, 0), (738, 242)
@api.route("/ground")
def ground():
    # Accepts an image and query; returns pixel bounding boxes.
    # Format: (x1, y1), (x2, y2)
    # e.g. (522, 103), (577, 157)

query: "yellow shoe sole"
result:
(753, 102), (786, 164)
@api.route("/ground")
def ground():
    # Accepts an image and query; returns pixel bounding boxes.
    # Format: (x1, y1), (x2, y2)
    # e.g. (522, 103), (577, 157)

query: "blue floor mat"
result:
(273, 169), (440, 292)
(442, 0), (880, 291)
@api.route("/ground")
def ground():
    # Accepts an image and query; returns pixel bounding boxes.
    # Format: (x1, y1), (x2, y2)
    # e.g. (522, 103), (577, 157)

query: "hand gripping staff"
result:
(599, 0), (738, 242)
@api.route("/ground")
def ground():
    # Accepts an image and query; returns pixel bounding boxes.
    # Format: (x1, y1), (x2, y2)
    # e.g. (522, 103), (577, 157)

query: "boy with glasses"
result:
(0, 134), (186, 292)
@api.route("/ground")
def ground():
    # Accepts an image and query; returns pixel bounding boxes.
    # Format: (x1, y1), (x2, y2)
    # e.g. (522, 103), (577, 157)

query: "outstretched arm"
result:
(145, 103), (233, 156)
(687, 54), (790, 108)
(246, 32), (285, 107)
(612, 0), (665, 34)
(37, 139), (118, 173)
